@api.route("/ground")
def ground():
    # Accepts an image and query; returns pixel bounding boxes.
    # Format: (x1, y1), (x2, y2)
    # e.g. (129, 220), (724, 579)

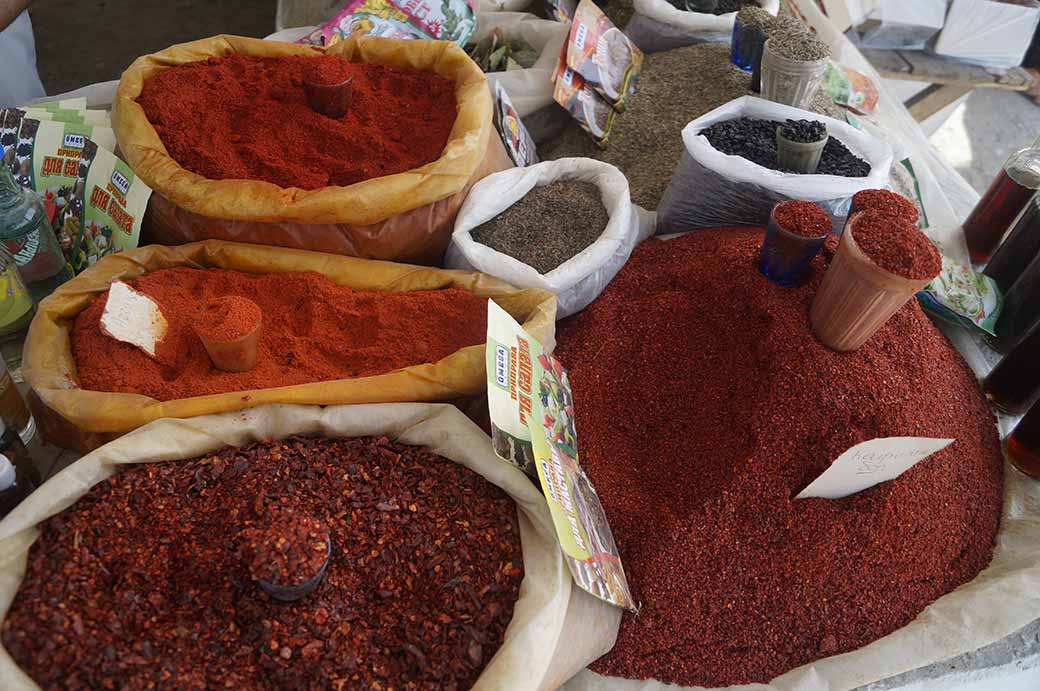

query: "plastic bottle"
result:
(0, 355), (34, 444)
(0, 243), (33, 343)
(962, 147), (1040, 264)
(0, 153), (72, 302)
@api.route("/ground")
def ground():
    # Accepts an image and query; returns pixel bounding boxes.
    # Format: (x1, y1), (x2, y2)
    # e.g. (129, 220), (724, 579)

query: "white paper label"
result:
(796, 437), (955, 500)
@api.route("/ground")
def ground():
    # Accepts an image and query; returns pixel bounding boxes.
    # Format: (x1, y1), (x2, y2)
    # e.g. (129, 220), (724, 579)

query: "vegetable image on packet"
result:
(918, 255), (1003, 336)
(301, 0), (476, 47)
(61, 139), (151, 273)
(564, 0), (642, 112)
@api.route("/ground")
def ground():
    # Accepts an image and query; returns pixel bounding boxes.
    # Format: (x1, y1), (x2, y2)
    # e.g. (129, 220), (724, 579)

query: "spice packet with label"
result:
(917, 255), (1002, 336)
(823, 63), (879, 116)
(552, 40), (616, 147)
(22, 107), (111, 127)
(493, 84), (538, 167)
(546, 0), (578, 22)
(301, 0), (476, 47)
(59, 139), (151, 273)
(564, 0), (642, 112)
(486, 299), (637, 613)
(30, 97), (87, 112)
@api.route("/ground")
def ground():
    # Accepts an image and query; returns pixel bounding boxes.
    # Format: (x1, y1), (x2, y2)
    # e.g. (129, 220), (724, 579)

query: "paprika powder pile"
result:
(71, 268), (489, 400)
(2, 435), (523, 689)
(851, 209), (942, 280)
(136, 54), (457, 190)
(555, 228), (1003, 686)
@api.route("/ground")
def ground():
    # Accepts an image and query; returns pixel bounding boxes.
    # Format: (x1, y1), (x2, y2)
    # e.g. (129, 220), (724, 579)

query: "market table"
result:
(860, 47), (1035, 122)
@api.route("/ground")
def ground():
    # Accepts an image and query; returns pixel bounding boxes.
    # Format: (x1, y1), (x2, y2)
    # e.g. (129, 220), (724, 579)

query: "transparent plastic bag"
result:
(626, 0), (780, 53)
(446, 158), (656, 318)
(657, 96), (893, 233)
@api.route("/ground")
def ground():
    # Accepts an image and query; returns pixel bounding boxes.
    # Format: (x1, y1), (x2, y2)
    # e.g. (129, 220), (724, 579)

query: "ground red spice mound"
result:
(852, 188), (919, 224)
(193, 295), (261, 342)
(773, 200), (831, 237)
(1, 436), (523, 689)
(137, 54), (457, 190)
(555, 228), (1003, 687)
(852, 210), (942, 280)
(245, 512), (329, 587)
(71, 268), (489, 400)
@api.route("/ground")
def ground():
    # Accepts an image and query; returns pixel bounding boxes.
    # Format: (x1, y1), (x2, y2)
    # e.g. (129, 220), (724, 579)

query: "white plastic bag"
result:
(473, 0), (537, 10)
(852, 0), (946, 50)
(472, 12), (570, 117)
(0, 403), (622, 691)
(625, 0), (780, 53)
(657, 96), (893, 233)
(935, 0), (1040, 69)
(446, 158), (656, 318)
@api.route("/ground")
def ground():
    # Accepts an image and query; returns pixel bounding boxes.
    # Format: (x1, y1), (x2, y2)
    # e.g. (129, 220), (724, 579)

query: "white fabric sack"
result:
(446, 158), (656, 319)
(656, 96), (893, 233)
(473, 13), (570, 118)
(0, 403), (621, 691)
(934, 0), (1040, 69)
(626, 0), (780, 52)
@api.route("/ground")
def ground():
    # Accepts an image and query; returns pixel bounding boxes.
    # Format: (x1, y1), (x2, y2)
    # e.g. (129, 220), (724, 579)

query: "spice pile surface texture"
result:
(774, 200), (830, 237)
(554, 228), (1003, 686)
(72, 268), (488, 400)
(245, 511), (330, 587)
(852, 209), (942, 280)
(2, 436), (523, 689)
(703, 117), (870, 176)
(137, 54), (456, 190)
(471, 180), (608, 274)
(193, 295), (261, 342)
(852, 188), (920, 224)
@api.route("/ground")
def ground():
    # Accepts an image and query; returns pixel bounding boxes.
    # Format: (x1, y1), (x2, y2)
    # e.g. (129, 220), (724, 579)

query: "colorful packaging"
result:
(23, 107), (111, 127)
(302, 0), (476, 47)
(552, 40), (616, 147)
(918, 255), (1003, 336)
(546, 0), (578, 22)
(30, 97), (88, 112)
(823, 63), (879, 116)
(486, 300), (637, 612)
(61, 139), (151, 273)
(493, 83), (538, 167)
(564, 0), (642, 112)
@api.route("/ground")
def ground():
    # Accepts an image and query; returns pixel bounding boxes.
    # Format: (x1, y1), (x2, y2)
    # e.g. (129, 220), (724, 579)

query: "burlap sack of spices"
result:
(626, 0), (780, 53)
(0, 403), (622, 690)
(113, 34), (510, 266)
(22, 240), (556, 452)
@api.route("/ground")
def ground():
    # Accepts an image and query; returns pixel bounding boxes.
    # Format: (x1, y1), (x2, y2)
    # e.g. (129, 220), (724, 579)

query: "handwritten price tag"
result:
(796, 437), (954, 500)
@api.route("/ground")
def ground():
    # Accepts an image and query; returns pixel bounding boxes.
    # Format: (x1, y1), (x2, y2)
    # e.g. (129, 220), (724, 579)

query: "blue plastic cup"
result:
(758, 202), (828, 286)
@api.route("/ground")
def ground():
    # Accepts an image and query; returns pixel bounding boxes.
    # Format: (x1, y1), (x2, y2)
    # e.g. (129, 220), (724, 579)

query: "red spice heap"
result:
(308, 59), (348, 86)
(852, 188), (920, 224)
(137, 54), (457, 190)
(555, 229), (1002, 687)
(193, 295), (261, 343)
(71, 268), (489, 400)
(852, 209), (942, 280)
(245, 512), (329, 587)
(774, 200), (831, 237)
(2, 436), (523, 689)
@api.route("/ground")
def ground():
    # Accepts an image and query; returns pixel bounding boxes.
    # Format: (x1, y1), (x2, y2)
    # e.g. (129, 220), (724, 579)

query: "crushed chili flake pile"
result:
(1, 436), (523, 689)
(555, 228), (1003, 687)
(245, 511), (329, 587)
(773, 200), (831, 237)
(137, 54), (457, 189)
(852, 209), (941, 279)
(71, 268), (489, 400)
(852, 188), (919, 224)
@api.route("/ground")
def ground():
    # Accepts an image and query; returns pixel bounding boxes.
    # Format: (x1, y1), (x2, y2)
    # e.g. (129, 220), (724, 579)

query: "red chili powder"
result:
(852, 210), (942, 280)
(774, 200), (831, 237)
(137, 54), (457, 190)
(193, 295), (261, 343)
(555, 228), (1002, 687)
(71, 268), (489, 400)
(852, 188), (919, 224)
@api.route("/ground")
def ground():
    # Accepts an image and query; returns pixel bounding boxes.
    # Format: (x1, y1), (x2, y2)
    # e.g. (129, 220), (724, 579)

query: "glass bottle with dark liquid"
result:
(963, 148), (1040, 264)
(1006, 403), (1040, 480)
(984, 320), (1040, 415)
(983, 194), (1040, 294)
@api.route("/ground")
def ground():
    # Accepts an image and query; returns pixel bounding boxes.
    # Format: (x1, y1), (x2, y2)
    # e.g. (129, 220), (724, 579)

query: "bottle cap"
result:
(0, 454), (14, 491)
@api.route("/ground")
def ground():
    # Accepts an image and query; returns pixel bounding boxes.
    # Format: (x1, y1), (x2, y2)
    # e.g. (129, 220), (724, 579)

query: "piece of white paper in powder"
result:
(797, 437), (955, 500)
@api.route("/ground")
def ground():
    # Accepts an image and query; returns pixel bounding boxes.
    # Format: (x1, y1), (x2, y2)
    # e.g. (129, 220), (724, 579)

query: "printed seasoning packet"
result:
(23, 107), (111, 127)
(486, 299), (638, 613)
(565, 0), (642, 112)
(823, 63), (879, 116)
(494, 83), (538, 167)
(918, 255), (1002, 336)
(61, 139), (151, 273)
(29, 97), (87, 112)
(553, 40), (616, 147)
(546, 0), (578, 22)
(301, 0), (476, 48)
